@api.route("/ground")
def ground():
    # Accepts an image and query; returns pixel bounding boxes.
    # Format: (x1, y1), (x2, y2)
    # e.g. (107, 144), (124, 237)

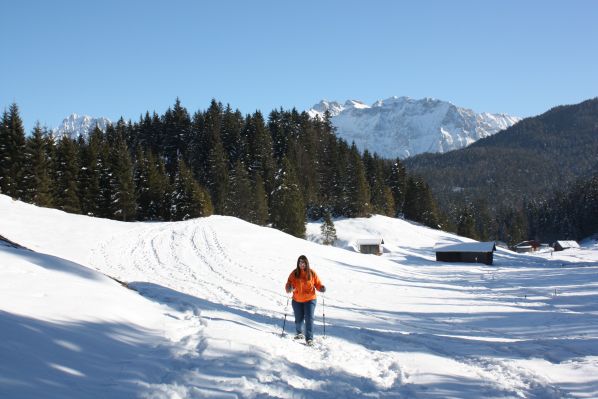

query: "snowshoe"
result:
(294, 333), (305, 340)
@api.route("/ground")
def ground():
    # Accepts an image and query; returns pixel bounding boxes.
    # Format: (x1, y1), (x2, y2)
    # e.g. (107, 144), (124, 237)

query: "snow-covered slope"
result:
(53, 113), (111, 139)
(1, 194), (598, 398)
(308, 97), (521, 159)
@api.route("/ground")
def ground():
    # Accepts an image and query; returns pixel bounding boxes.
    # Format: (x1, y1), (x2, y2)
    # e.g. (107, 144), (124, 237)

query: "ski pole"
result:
(322, 293), (326, 338)
(281, 294), (291, 337)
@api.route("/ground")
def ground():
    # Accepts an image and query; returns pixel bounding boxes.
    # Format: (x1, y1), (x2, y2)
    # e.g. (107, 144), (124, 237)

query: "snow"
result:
(1, 195), (598, 398)
(435, 241), (496, 252)
(307, 97), (521, 159)
(356, 238), (384, 246)
(53, 113), (112, 139)
(556, 241), (581, 249)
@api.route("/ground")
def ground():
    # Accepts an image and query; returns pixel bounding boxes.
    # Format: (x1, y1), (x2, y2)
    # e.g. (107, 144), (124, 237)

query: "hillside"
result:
(1, 194), (598, 398)
(404, 98), (598, 208)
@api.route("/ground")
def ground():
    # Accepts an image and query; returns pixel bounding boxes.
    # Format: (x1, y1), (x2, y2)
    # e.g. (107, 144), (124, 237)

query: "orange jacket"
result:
(286, 269), (323, 302)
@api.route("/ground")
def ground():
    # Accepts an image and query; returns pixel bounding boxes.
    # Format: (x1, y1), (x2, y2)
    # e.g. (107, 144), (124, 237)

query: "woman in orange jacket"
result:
(285, 255), (326, 345)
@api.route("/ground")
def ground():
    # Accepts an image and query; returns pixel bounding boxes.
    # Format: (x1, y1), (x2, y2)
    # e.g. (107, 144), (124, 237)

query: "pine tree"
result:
(380, 186), (396, 217)
(317, 128), (344, 217)
(206, 139), (228, 214)
(0, 103), (26, 197)
(53, 135), (81, 213)
(364, 152), (394, 216)
(108, 135), (137, 221)
(79, 127), (103, 216)
(96, 142), (114, 218)
(403, 176), (440, 228)
(171, 158), (213, 220)
(457, 205), (477, 239)
(473, 200), (492, 241)
(0, 109), (7, 193)
(244, 111), (276, 198)
(135, 151), (171, 221)
(134, 148), (153, 220)
(162, 98), (191, 174)
(285, 113), (319, 216)
(580, 176), (598, 238)
(402, 176), (419, 221)
(321, 211), (337, 245)
(345, 144), (371, 217)
(188, 110), (206, 181)
(249, 172), (269, 225)
(270, 157), (306, 237)
(388, 158), (407, 216)
(187, 100), (229, 213)
(22, 124), (53, 206)
(223, 160), (253, 220)
(221, 105), (244, 166)
(154, 156), (172, 220)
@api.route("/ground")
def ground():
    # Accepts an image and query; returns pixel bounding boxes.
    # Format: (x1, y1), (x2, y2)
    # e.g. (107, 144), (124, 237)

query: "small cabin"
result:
(553, 240), (580, 251)
(357, 238), (384, 255)
(513, 245), (533, 253)
(512, 240), (541, 253)
(435, 241), (496, 265)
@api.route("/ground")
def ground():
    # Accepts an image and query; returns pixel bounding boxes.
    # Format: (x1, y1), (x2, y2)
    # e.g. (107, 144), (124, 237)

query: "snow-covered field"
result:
(1, 194), (597, 398)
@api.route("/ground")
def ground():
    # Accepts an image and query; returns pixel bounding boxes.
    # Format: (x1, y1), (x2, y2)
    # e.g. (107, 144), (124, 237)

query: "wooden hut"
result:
(435, 241), (496, 265)
(512, 240), (541, 253)
(357, 238), (384, 255)
(553, 240), (580, 251)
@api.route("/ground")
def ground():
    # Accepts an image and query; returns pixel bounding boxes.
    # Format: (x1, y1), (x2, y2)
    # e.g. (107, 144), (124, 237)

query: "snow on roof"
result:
(555, 240), (580, 248)
(357, 238), (384, 246)
(514, 240), (541, 248)
(434, 241), (496, 253)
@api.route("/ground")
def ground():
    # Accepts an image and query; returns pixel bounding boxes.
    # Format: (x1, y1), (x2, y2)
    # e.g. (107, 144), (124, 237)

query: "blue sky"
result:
(1, 0), (597, 132)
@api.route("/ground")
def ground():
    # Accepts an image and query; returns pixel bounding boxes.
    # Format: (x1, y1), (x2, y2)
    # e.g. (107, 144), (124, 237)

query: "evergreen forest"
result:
(0, 100), (441, 238)
(2, 98), (597, 244)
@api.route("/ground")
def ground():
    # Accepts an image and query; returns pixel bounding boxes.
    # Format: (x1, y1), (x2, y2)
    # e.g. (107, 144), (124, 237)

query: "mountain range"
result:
(53, 113), (111, 139)
(308, 96), (521, 159)
(54, 96), (520, 160)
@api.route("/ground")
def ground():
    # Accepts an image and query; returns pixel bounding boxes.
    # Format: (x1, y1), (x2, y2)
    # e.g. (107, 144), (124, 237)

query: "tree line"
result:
(0, 100), (442, 237)
(443, 173), (598, 245)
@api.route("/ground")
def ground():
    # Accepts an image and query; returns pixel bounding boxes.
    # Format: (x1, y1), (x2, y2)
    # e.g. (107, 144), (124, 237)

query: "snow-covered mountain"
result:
(53, 113), (111, 139)
(308, 97), (521, 159)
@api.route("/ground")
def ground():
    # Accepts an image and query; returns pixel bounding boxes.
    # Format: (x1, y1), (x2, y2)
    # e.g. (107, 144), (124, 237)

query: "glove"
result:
(285, 284), (293, 293)
(319, 285), (326, 293)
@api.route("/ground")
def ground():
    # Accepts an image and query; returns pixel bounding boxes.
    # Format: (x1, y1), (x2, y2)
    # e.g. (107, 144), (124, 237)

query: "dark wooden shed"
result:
(553, 240), (580, 251)
(435, 242), (496, 265)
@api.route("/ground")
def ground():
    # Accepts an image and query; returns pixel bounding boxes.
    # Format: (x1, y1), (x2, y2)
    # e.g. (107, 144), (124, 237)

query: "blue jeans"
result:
(292, 299), (317, 340)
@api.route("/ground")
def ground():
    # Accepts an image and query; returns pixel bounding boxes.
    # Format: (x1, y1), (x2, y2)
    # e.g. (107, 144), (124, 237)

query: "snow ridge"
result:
(308, 96), (521, 159)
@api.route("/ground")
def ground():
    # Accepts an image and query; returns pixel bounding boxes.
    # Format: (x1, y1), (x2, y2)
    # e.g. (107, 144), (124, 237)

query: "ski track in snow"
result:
(91, 220), (414, 397)
(90, 222), (407, 395)
(84, 220), (594, 398)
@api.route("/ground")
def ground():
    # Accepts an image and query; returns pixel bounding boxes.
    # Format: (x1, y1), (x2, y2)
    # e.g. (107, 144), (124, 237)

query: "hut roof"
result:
(357, 238), (384, 246)
(555, 240), (580, 249)
(514, 240), (541, 248)
(434, 241), (496, 253)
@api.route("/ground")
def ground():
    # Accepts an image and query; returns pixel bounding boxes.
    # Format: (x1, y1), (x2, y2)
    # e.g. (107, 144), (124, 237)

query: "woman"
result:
(285, 255), (326, 345)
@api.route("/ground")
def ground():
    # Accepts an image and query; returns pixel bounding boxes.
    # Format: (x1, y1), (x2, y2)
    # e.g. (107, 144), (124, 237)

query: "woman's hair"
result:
(294, 254), (311, 279)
